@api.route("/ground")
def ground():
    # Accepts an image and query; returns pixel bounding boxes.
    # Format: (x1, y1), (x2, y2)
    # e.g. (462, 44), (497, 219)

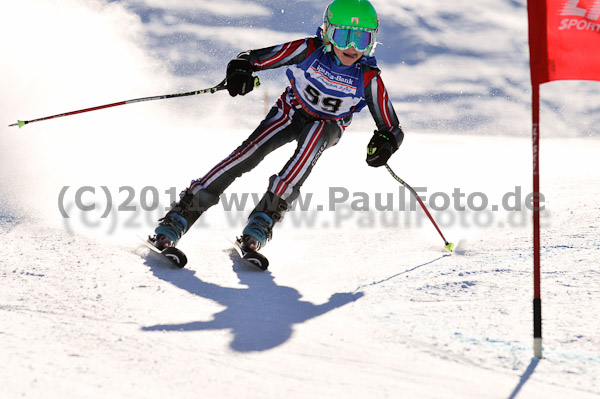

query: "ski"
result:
(230, 237), (269, 271)
(137, 235), (188, 268)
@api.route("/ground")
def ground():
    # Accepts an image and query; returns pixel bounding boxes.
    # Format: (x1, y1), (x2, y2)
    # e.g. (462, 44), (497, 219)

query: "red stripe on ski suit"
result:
(254, 39), (306, 69)
(274, 121), (325, 197)
(376, 75), (393, 128)
(195, 96), (291, 188)
(363, 70), (379, 88)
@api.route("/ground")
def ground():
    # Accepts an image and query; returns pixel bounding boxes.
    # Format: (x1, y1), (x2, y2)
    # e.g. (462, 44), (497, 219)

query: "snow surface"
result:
(1, 0), (600, 398)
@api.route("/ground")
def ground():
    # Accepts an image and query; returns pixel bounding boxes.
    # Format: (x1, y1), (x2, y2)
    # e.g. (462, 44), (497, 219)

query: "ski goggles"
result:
(327, 25), (376, 52)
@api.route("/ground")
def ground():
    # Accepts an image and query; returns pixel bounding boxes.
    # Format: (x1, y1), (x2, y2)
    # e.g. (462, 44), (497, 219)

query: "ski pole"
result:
(385, 163), (454, 251)
(8, 76), (260, 128)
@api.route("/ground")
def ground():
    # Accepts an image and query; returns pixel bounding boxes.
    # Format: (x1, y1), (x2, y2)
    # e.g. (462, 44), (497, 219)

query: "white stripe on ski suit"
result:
(192, 103), (293, 192)
(254, 40), (307, 69)
(271, 121), (326, 200)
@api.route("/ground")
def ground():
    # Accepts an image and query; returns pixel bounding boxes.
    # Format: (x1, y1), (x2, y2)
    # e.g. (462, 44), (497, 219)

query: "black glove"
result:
(366, 129), (398, 167)
(226, 59), (255, 97)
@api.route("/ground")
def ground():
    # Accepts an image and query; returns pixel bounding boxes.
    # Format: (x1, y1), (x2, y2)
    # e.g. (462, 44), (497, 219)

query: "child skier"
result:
(151, 0), (404, 257)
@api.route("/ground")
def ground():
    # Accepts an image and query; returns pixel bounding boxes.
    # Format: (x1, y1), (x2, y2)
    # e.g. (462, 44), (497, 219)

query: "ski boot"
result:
(240, 191), (290, 252)
(234, 212), (273, 271)
(154, 213), (188, 250)
(150, 187), (214, 250)
(235, 192), (290, 270)
(145, 187), (211, 268)
(240, 212), (274, 252)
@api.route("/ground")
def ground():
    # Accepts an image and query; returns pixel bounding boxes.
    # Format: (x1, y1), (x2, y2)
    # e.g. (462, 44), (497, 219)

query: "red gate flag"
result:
(529, 0), (600, 84)
(528, 0), (600, 359)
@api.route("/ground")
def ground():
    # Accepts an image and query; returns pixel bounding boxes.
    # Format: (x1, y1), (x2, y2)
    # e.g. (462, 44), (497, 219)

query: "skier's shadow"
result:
(141, 250), (364, 352)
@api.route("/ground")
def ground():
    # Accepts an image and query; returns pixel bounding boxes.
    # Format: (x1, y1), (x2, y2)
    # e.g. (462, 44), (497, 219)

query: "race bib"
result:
(286, 48), (367, 119)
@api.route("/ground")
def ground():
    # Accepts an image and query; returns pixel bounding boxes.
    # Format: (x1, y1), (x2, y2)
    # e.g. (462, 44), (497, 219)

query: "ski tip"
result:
(444, 242), (454, 252)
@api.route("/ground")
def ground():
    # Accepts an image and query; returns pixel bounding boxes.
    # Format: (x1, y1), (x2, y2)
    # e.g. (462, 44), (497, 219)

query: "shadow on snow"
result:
(140, 249), (363, 352)
(507, 357), (539, 399)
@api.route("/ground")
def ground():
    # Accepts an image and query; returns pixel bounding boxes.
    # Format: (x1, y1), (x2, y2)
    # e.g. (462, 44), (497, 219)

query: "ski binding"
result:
(231, 237), (269, 271)
(138, 235), (188, 268)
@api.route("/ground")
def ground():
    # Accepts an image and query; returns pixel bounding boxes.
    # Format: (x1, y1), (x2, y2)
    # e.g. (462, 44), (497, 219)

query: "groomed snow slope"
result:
(1, 1), (599, 398)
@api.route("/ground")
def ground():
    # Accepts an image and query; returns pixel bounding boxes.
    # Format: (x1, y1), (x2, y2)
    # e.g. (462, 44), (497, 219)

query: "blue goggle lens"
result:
(330, 27), (373, 52)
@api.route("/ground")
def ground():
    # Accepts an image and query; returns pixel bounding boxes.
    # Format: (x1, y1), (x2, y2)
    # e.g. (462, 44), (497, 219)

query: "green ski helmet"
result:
(323, 0), (379, 55)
